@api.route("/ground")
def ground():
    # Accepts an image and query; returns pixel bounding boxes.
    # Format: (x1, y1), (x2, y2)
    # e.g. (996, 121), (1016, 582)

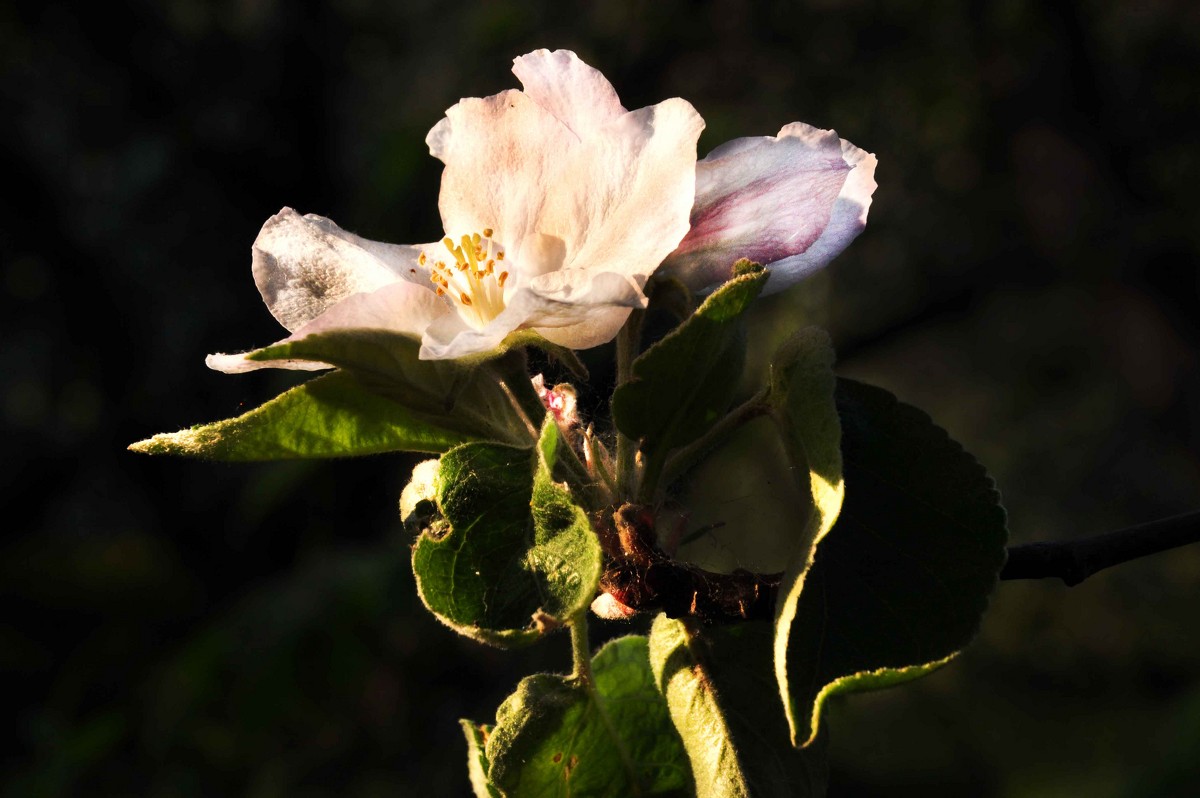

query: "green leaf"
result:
(765, 329), (844, 744)
(612, 268), (769, 485)
(782, 378), (1008, 746)
(486, 635), (691, 797)
(129, 371), (474, 459)
(410, 418), (602, 646)
(648, 615), (828, 798)
(248, 329), (527, 443)
(460, 720), (501, 798)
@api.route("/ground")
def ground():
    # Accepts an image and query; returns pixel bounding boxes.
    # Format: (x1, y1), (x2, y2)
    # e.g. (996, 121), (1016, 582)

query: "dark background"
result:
(4, 1), (1200, 795)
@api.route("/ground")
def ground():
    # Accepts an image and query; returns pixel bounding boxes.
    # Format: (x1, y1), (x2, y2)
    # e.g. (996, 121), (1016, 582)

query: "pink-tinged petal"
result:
(662, 123), (876, 294)
(253, 207), (424, 332)
(511, 49), (625, 136)
(765, 134), (877, 287)
(543, 97), (704, 286)
(425, 50), (703, 354)
(428, 51), (702, 283)
(426, 89), (575, 259)
(207, 281), (448, 373)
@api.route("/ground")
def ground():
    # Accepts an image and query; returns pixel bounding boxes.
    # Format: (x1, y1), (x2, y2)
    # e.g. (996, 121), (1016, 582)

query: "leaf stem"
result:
(651, 386), (772, 498)
(568, 610), (593, 684)
(614, 311), (645, 499)
(489, 349), (545, 439)
(1001, 509), (1200, 586)
(568, 610), (642, 791)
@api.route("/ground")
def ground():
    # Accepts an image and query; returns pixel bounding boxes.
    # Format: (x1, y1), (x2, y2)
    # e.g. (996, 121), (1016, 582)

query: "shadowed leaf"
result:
(612, 267), (768, 487)
(782, 378), (1008, 745)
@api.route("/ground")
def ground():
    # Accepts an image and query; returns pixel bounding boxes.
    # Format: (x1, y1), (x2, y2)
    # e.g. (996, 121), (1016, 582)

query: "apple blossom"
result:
(207, 49), (704, 370)
(660, 121), (877, 295)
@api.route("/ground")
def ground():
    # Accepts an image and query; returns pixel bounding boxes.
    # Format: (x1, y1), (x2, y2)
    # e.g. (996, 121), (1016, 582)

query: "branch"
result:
(1000, 510), (1200, 586)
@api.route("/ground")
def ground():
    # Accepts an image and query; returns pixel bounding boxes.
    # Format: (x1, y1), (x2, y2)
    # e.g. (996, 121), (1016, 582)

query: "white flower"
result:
(660, 122), (878, 295)
(208, 49), (704, 370)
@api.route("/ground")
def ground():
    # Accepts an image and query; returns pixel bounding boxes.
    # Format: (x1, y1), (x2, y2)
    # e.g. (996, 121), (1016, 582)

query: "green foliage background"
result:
(3, 0), (1199, 795)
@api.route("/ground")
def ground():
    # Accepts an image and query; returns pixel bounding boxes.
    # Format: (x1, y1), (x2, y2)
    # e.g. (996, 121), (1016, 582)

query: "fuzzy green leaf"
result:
(782, 378), (1008, 746)
(461, 720), (501, 798)
(249, 329), (527, 443)
(410, 418), (602, 646)
(129, 371), (473, 459)
(486, 635), (691, 797)
(648, 616), (828, 798)
(612, 268), (768, 478)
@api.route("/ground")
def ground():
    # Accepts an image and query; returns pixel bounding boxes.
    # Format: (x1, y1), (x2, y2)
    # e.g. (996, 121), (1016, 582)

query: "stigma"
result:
(423, 228), (510, 329)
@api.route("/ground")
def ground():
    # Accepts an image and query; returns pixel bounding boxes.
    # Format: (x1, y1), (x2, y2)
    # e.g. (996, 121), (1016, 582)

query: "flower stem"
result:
(614, 311), (644, 498)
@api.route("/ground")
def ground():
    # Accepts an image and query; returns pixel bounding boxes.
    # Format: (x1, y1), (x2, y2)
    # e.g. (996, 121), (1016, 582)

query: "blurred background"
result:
(3, 0), (1199, 795)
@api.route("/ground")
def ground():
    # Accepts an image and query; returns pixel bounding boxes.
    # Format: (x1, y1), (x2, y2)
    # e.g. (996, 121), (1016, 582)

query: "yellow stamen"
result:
(420, 227), (509, 330)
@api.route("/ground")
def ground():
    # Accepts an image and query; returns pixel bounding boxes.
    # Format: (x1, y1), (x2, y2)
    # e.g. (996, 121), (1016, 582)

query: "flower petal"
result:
(662, 123), (876, 294)
(426, 88), (575, 264)
(511, 48), (625, 136)
(417, 270), (646, 360)
(529, 270), (646, 350)
(427, 53), (703, 294)
(765, 134), (877, 288)
(424, 51), (703, 356)
(543, 97), (704, 287)
(252, 207), (424, 332)
(208, 280), (448, 373)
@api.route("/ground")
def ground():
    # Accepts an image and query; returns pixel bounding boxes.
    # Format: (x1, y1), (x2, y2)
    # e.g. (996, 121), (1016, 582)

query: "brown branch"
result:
(1000, 510), (1200, 586)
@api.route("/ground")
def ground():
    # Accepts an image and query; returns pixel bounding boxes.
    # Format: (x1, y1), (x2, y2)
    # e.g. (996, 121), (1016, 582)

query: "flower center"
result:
(420, 229), (509, 330)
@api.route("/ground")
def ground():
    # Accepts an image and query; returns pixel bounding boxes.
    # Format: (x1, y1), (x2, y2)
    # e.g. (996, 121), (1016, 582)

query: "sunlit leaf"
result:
(649, 615), (828, 798)
(766, 329), (844, 744)
(410, 418), (602, 646)
(460, 720), (501, 798)
(486, 635), (691, 797)
(129, 371), (474, 459)
(249, 329), (526, 442)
